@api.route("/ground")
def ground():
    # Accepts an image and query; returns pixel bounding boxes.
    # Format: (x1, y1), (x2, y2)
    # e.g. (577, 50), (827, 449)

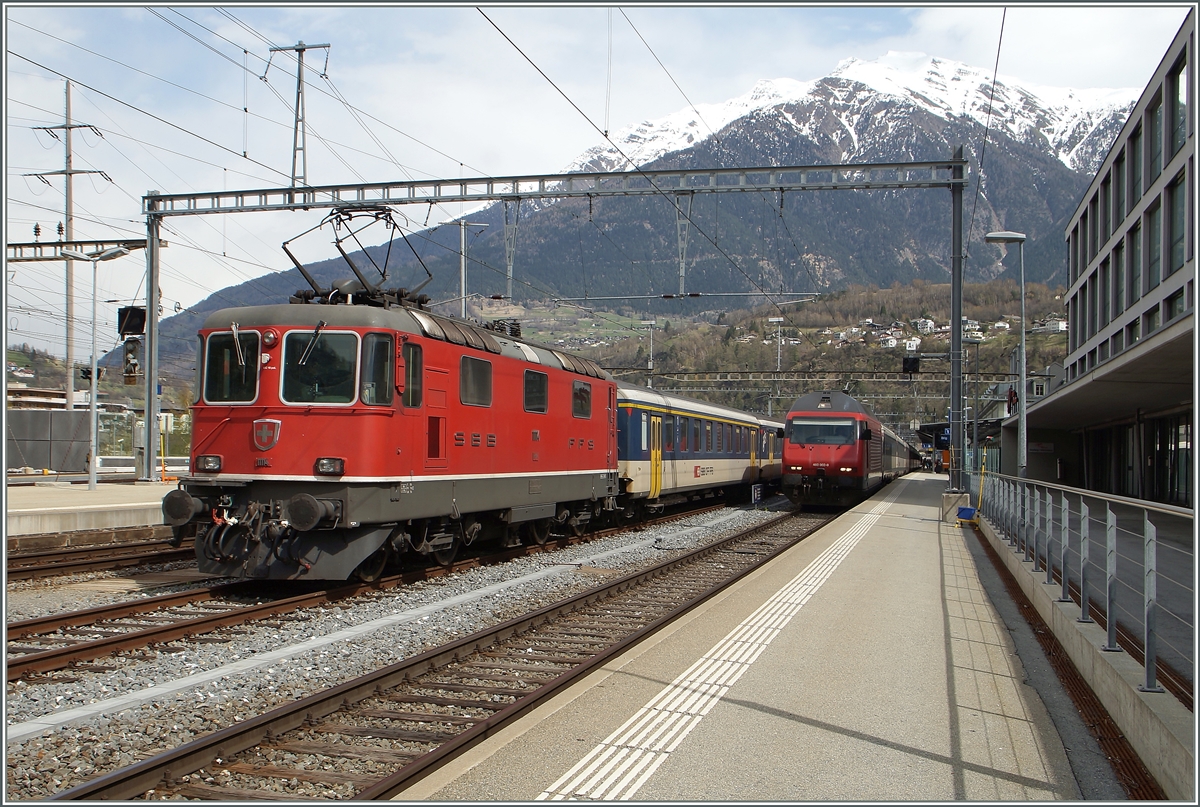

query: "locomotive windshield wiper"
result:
(298, 320), (327, 366)
(230, 321), (245, 367)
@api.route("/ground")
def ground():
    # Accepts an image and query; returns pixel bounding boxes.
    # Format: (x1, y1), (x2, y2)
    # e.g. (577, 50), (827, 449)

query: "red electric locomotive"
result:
(781, 389), (920, 506)
(163, 281), (618, 581)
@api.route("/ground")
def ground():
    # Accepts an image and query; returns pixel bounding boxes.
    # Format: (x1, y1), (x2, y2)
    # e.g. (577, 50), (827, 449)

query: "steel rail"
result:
(7, 501), (730, 680)
(51, 509), (814, 800)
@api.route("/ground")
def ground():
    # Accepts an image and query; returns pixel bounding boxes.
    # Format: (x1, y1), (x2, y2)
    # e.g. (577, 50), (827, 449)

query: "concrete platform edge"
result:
(7, 505), (166, 536)
(977, 515), (1195, 801)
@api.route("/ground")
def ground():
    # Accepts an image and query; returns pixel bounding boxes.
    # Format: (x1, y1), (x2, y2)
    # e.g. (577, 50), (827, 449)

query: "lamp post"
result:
(963, 336), (982, 479)
(61, 246), (130, 490)
(640, 320), (656, 388)
(985, 230), (1027, 478)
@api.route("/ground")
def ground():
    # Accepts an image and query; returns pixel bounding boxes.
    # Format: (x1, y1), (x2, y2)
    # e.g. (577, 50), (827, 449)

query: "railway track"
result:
(6, 538), (196, 581)
(51, 508), (826, 800)
(7, 501), (731, 682)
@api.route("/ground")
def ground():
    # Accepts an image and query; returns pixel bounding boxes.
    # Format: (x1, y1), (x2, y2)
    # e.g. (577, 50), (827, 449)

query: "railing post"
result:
(1058, 491), (1071, 602)
(1078, 500), (1093, 621)
(1022, 485), (1032, 561)
(1103, 504), (1121, 652)
(1008, 481), (1016, 546)
(1032, 487), (1042, 571)
(1044, 489), (1054, 585)
(1139, 512), (1164, 692)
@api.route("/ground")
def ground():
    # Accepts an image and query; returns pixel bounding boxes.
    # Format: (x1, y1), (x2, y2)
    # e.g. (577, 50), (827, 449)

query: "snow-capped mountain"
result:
(568, 52), (1136, 175)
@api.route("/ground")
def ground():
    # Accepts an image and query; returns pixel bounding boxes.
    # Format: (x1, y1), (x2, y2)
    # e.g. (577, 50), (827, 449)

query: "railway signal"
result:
(123, 337), (141, 385)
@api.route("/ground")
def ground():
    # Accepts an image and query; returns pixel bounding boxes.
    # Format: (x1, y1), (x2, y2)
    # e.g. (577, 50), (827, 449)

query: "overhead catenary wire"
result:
(964, 8), (1008, 261)
(477, 9), (788, 321)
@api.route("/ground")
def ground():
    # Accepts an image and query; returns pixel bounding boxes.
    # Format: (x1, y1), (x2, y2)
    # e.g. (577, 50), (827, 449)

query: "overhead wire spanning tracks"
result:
(140, 160), (966, 216)
(653, 370), (1016, 384)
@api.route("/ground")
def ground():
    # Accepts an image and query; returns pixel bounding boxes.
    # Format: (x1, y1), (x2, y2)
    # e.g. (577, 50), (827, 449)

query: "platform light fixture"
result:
(984, 230), (1027, 478)
(61, 246), (131, 490)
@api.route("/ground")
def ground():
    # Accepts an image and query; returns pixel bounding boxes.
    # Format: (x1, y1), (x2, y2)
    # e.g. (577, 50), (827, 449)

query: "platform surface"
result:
(399, 473), (1080, 801)
(5, 481), (175, 536)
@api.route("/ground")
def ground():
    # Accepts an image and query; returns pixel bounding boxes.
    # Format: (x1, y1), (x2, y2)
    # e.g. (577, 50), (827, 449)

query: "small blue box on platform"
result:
(957, 506), (977, 521)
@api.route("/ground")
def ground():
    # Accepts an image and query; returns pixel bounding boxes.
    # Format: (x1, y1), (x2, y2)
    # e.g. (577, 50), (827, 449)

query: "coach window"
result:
(716, 422), (723, 452)
(680, 417), (689, 451)
(205, 330), (260, 403)
(360, 334), (394, 406)
(524, 370), (548, 413)
(460, 356), (492, 406)
(664, 415), (675, 451)
(402, 343), (422, 407)
(705, 421), (712, 452)
(572, 381), (592, 418)
(641, 412), (648, 451)
(282, 331), (358, 404)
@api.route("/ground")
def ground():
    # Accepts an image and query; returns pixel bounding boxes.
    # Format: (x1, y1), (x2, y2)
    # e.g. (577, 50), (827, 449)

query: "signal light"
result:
(123, 337), (142, 385)
(117, 306), (147, 336)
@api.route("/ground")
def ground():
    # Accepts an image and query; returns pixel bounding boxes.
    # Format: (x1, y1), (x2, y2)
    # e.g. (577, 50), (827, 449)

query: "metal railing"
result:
(970, 468), (1194, 703)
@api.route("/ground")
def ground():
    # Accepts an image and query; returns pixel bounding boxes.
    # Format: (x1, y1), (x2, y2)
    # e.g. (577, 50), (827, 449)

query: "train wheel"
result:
(525, 519), (551, 546)
(353, 546), (389, 583)
(569, 513), (586, 537)
(431, 540), (458, 567)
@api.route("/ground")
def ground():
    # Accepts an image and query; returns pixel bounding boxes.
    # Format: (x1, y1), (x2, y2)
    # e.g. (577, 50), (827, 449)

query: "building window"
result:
(1113, 243), (1125, 315)
(1148, 99), (1163, 183)
(1129, 224), (1142, 303)
(1145, 305), (1160, 335)
(460, 356), (492, 407)
(1114, 152), (1126, 222)
(1170, 56), (1188, 157)
(1075, 225), (1084, 282)
(1112, 330), (1124, 354)
(1033, 382), (1046, 397)
(1166, 288), (1186, 321)
(1130, 126), (1143, 202)
(1080, 211), (1090, 266)
(1127, 319), (1141, 345)
(1087, 275), (1097, 338)
(523, 370), (548, 413)
(1089, 195), (1100, 259)
(1147, 204), (1162, 292)
(1099, 259), (1110, 327)
(1168, 174), (1187, 277)
(1101, 177), (1111, 242)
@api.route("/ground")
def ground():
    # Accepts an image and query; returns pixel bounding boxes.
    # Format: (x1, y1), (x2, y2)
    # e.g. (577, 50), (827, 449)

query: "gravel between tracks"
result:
(5, 501), (792, 800)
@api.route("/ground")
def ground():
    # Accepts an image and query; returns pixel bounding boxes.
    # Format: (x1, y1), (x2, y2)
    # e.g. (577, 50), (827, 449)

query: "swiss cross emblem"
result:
(252, 419), (281, 451)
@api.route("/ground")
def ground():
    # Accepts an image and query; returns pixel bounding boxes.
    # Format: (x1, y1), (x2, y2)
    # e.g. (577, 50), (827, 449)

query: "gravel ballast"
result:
(5, 501), (791, 800)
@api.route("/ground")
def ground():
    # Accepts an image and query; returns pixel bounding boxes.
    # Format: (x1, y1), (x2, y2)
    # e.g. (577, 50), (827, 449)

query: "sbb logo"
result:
(694, 466), (714, 477)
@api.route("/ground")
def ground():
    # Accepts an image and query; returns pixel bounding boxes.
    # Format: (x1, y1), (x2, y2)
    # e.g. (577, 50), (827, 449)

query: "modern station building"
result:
(1004, 9), (1194, 508)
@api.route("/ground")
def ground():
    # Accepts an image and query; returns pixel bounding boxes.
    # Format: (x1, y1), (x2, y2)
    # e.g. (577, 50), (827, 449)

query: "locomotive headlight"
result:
(196, 455), (222, 472)
(315, 457), (345, 476)
(262, 329), (278, 348)
(839, 466), (855, 472)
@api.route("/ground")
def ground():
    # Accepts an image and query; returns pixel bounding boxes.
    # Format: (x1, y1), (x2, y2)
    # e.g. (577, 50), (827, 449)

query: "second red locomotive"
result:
(781, 389), (921, 506)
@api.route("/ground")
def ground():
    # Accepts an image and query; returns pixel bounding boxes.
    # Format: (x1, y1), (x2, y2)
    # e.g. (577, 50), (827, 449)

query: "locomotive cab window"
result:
(460, 356), (492, 407)
(282, 330), (357, 404)
(204, 330), (260, 403)
(360, 333), (394, 406)
(524, 370), (548, 413)
(572, 380), (592, 418)
(402, 343), (422, 408)
(789, 417), (857, 445)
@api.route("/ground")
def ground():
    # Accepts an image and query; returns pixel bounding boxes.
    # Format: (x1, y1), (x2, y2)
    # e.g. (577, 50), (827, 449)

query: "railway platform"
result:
(5, 480), (175, 546)
(396, 472), (1107, 801)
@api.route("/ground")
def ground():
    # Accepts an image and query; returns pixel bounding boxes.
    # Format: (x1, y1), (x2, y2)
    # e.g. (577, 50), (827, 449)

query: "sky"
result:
(4, 3), (1192, 363)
